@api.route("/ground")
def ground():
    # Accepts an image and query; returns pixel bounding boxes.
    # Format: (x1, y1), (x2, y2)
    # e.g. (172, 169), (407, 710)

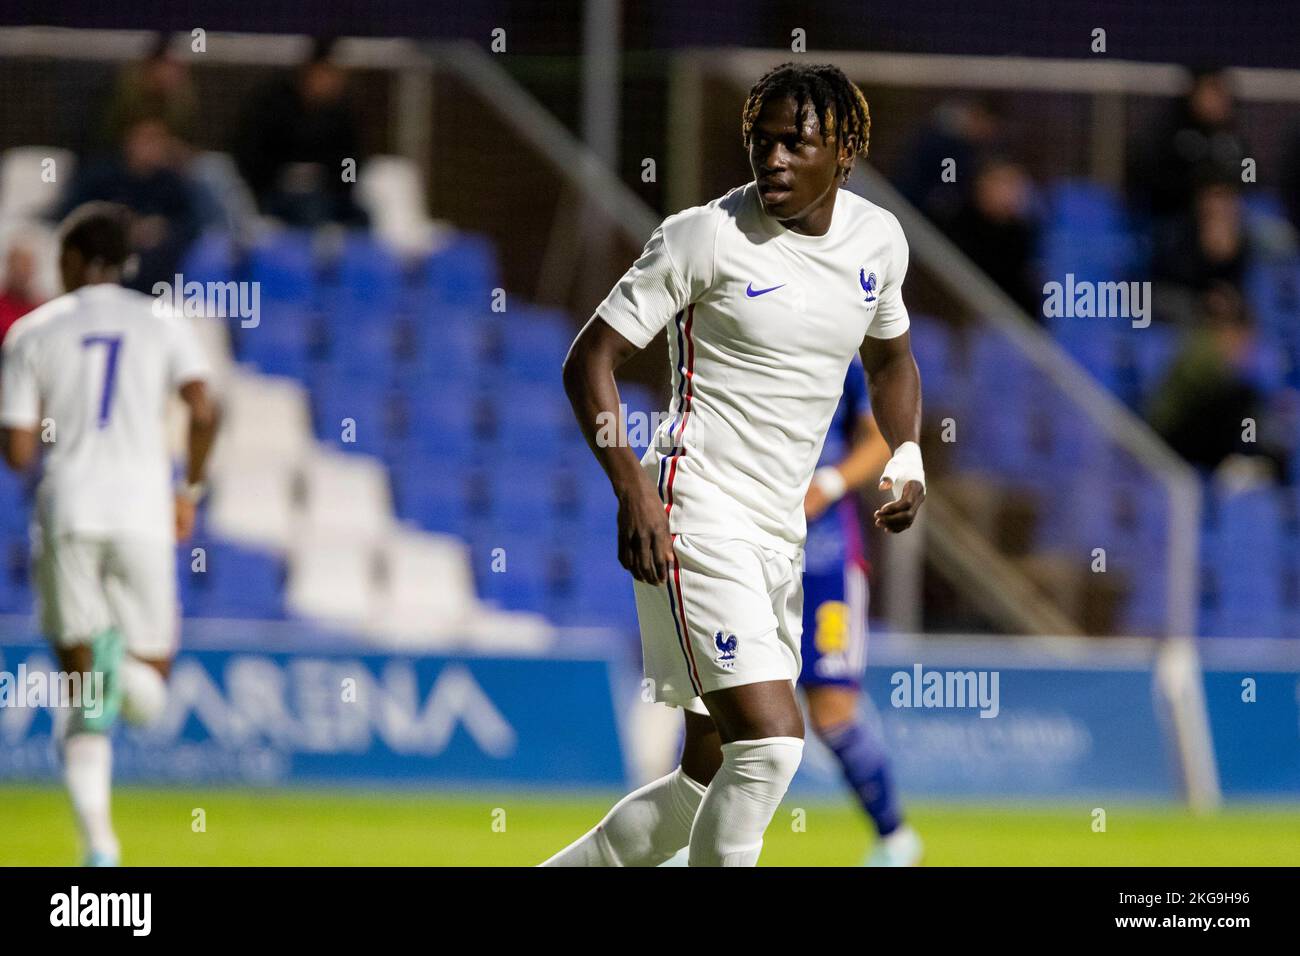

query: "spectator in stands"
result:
(1126, 66), (1248, 223)
(99, 35), (198, 151)
(234, 36), (368, 228)
(1150, 179), (1251, 324)
(945, 157), (1042, 316)
(0, 232), (46, 345)
(893, 96), (1007, 229)
(1146, 284), (1284, 478)
(59, 116), (201, 293)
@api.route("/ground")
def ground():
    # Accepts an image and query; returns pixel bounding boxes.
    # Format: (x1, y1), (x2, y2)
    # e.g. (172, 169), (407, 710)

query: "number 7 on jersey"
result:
(81, 334), (123, 428)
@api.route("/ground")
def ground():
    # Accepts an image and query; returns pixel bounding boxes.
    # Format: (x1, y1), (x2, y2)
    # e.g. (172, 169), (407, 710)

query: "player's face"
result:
(749, 95), (844, 229)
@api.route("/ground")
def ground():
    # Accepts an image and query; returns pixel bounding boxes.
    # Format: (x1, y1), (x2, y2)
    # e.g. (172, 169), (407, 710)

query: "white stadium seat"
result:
(0, 147), (75, 222)
(356, 155), (449, 257)
(284, 529), (377, 629)
(299, 448), (393, 542)
(364, 528), (477, 646)
(206, 462), (299, 551)
(207, 369), (315, 477)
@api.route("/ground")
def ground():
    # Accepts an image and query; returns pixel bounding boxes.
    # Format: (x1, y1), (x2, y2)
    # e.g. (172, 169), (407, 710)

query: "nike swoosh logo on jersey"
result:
(745, 282), (786, 297)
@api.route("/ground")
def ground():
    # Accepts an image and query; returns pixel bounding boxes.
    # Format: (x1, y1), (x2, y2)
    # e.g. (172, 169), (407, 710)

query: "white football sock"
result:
(63, 733), (119, 860)
(539, 767), (708, 866)
(120, 658), (168, 726)
(688, 736), (804, 867)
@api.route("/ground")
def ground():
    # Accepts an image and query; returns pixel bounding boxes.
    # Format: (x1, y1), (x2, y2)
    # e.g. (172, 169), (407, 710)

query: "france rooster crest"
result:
(859, 268), (878, 303)
(714, 630), (739, 669)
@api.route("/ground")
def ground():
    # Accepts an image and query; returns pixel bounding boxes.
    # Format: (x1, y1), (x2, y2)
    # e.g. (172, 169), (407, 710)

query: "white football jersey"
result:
(0, 283), (210, 540)
(595, 181), (911, 556)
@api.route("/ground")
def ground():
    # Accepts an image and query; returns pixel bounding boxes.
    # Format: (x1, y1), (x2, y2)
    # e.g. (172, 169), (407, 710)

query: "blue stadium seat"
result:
(335, 234), (404, 315)
(423, 234), (499, 306)
(249, 231), (315, 304)
(312, 384), (393, 457)
(496, 309), (573, 383)
(179, 230), (238, 286)
(410, 316), (490, 381)
(390, 460), (484, 536)
(548, 560), (637, 629)
(179, 542), (285, 619)
(0, 533), (33, 614)
(0, 471), (29, 536)
(402, 411), (479, 463)
(907, 315), (956, 395)
(1041, 181), (1139, 284)
(469, 535), (549, 612)
(1047, 180), (1127, 230)
(1202, 486), (1286, 637)
(325, 323), (400, 383)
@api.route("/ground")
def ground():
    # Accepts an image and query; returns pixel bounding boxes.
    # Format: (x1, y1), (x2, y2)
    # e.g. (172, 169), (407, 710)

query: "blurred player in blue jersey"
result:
(801, 353), (922, 866)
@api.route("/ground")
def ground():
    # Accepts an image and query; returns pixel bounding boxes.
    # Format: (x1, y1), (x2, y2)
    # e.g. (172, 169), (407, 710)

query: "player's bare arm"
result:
(0, 425), (38, 472)
(562, 317), (674, 586)
(174, 378), (219, 542)
(861, 330), (924, 533)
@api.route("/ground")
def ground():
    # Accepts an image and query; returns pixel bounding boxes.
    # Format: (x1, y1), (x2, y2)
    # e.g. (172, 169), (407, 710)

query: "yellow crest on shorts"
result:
(814, 601), (850, 654)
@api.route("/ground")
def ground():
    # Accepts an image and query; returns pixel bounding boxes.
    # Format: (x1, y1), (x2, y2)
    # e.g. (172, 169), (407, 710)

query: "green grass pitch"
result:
(3, 785), (1298, 866)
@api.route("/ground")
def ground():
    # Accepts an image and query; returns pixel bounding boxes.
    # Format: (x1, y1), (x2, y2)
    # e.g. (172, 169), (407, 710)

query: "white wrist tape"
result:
(811, 466), (848, 504)
(879, 441), (925, 501)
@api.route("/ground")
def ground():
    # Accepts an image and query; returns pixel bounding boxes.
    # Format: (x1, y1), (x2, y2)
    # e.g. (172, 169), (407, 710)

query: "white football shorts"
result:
(632, 533), (803, 715)
(34, 531), (180, 659)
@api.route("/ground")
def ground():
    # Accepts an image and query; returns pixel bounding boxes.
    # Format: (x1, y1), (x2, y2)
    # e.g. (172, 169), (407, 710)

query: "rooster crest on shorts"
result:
(714, 631), (739, 669)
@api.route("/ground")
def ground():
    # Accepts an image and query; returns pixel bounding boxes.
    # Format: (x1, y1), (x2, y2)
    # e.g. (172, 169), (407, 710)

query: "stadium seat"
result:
(1203, 486), (1286, 637)
(299, 449), (394, 542)
(390, 460), (483, 536)
(208, 371), (316, 475)
(495, 308), (573, 382)
(0, 146), (75, 220)
(323, 322), (401, 383)
(368, 528), (477, 641)
(206, 462), (300, 552)
(235, 307), (315, 380)
(0, 471), (29, 536)
(422, 233), (499, 306)
(326, 233), (405, 328)
(249, 230), (316, 304)
(284, 530), (377, 627)
(179, 542), (285, 619)
(471, 535), (549, 613)
(179, 230), (238, 287)
(483, 384), (573, 450)
(356, 155), (444, 257)
(310, 380), (396, 458)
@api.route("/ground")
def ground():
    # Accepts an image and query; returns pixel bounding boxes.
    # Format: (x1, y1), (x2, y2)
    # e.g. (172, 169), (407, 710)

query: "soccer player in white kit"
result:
(0, 203), (219, 866)
(544, 63), (925, 866)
